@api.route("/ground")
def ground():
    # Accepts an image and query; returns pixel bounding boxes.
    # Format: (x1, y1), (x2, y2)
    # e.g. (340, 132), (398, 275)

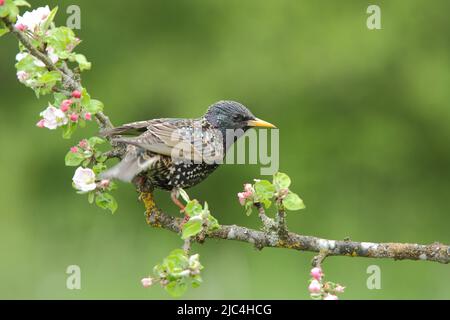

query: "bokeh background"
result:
(0, 0), (449, 299)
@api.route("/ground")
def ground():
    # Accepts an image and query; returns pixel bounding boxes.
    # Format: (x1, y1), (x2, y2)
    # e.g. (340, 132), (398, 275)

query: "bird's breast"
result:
(146, 156), (219, 191)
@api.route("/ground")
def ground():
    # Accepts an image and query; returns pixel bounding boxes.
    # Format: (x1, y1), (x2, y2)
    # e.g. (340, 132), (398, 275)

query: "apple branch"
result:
(140, 191), (450, 264)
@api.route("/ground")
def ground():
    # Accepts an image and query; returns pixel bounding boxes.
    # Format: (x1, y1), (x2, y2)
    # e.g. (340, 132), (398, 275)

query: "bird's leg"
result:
(171, 189), (186, 212)
(171, 189), (190, 224)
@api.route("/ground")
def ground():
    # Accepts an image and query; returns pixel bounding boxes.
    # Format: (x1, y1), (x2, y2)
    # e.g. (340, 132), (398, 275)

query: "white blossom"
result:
(16, 52), (28, 62)
(15, 51), (48, 68)
(72, 167), (97, 193)
(15, 6), (51, 33)
(141, 278), (153, 288)
(16, 71), (29, 83)
(39, 105), (68, 130)
(46, 46), (59, 64)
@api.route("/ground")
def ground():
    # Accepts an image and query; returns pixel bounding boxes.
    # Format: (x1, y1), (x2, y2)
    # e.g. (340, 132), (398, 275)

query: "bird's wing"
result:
(113, 119), (223, 162)
(100, 119), (170, 137)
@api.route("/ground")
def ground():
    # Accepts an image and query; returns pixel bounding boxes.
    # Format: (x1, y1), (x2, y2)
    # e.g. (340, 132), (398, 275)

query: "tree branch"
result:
(143, 200), (449, 264)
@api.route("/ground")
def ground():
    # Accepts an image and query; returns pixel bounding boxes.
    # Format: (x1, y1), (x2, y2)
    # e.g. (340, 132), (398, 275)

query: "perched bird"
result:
(100, 101), (276, 210)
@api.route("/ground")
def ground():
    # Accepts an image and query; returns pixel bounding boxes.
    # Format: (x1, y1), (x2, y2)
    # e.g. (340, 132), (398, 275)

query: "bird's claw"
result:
(180, 214), (191, 229)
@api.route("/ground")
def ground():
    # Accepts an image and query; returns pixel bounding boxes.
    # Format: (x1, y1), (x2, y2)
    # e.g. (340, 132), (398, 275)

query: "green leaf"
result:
(65, 151), (84, 167)
(191, 275), (202, 288)
(16, 54), (44, 73)
(0, 21), (9, 37)
(0, 0), (16, 19)
(273, 172), (291, 190)
(181, 217), (203, 240)
(0, 1), (10, 18)
(95, 154), (107, 163)
(165, 281), (188, 298)
(207, 215), (220, 231)
(88, 136), (106, 147)
(53, 92), (66, 106)
(261, 199), (272, 209)
(283, 192), (305, 211)
(62, 122), (77, 139)
(74, 54), (91, 71)
(168, 249), (186, 260)
(0, 28), (8, 37)
(95, 193), (118, 214)
(13, 0), (30, 7)
(92, 163), (107, 175)
(8, 3), (19, 19)
(80, 88), (90, 105)
(82, 158), (91, 167)
(46, 26), (76, 53)
(244, 201), (253, 216)
(254, 180), (276, 201)
(84, 99), (104, 114)
(41, 6), (58, 33)
(184, 200), (203, 217)
(37, 71), (61, 87)
(88, 192), (95, 204)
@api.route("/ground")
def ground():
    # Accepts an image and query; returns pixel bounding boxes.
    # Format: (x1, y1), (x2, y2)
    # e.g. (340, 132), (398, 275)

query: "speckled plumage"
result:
(100, 101), (274, 192)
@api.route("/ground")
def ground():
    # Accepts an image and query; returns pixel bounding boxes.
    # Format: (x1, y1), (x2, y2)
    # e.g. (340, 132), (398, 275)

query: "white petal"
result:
(16, 52), (28, 61)
(43, 119), (58, 130)
(73, 167), (97, 192)
(34, 59), (46, 67)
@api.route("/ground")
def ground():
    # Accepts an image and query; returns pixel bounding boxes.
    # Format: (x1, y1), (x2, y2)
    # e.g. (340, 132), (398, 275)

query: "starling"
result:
(100, 101), (276, 209)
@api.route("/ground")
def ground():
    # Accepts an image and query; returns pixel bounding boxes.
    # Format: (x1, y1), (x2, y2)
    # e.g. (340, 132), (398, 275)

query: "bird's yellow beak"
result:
(247, 118), (277, 129)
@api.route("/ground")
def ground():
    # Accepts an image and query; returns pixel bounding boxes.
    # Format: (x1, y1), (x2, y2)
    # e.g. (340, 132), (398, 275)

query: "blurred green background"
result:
(0, 0), (449, 300)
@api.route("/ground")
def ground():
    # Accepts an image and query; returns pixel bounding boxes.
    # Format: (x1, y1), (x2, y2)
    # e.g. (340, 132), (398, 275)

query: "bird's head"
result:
(205, 101), (276, 131)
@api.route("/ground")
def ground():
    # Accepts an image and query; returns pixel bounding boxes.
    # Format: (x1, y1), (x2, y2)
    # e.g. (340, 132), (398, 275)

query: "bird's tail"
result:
(99, 148), (159, 183)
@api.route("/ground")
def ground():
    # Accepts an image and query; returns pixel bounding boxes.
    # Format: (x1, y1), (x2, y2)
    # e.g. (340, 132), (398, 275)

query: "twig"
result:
(183, 238), (192, 255)
(312, 250), (329, 268)
(255, 203), (276, 231)
(276, 203), (288, 240)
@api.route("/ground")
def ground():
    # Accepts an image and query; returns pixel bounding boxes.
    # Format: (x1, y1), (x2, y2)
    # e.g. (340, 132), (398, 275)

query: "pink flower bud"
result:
(308, 280), (322, 294)
(71, 90), (82, 99)
(78, 139), (89, 149)
(100, 180), (110, 189)
(70, 147), (79, 153)
(84, 112), (92, 121)
(310, 267), (323, 280)
(17, 71), (29, 82)
(36, 119), (45, 128)
(141, 277), (153, 288)
(70, 113), (79, 122)
(0, 0), (5, 6)
(60, 100), (72, 112)
(324, 294), (339, 300)
(237, 184), (254, 206)
(335, 285), (345, 294)
(15, 23), (27, 32)
(237, 192), (247, 206)
(244, 184), (253, 193)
